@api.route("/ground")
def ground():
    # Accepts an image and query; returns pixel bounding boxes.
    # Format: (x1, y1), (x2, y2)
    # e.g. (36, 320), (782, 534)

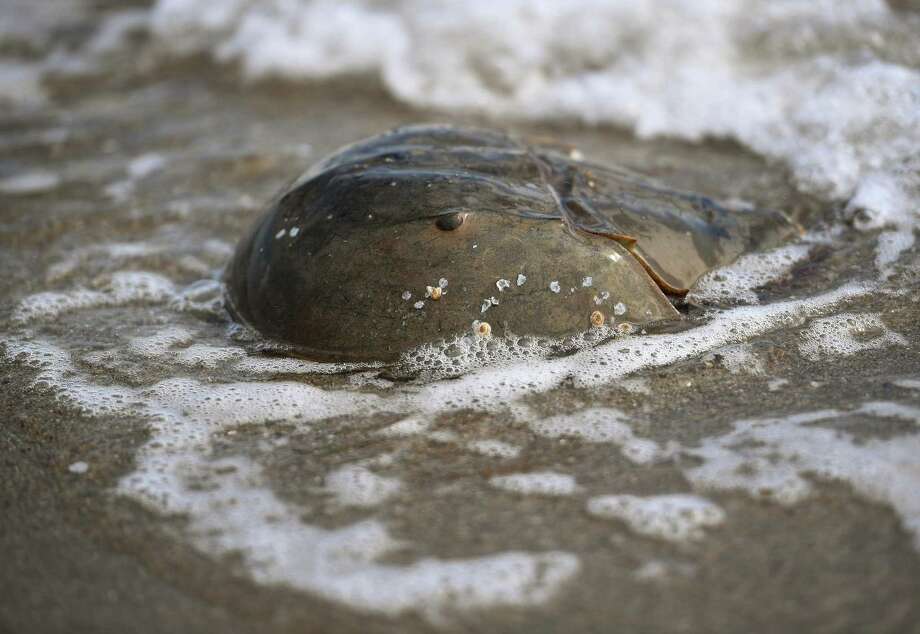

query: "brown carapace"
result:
(225, 125), (798, 361)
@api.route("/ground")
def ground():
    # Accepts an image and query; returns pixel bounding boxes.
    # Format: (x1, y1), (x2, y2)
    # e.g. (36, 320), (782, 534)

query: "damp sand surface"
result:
(3, 23), (920, 634)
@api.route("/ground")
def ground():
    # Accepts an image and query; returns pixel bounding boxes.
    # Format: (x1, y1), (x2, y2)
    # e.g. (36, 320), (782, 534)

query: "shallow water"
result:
(1, 2), (920, 633)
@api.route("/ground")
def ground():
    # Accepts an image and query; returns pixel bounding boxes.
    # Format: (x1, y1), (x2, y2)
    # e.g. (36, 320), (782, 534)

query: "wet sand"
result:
(2, 54), (920, 634)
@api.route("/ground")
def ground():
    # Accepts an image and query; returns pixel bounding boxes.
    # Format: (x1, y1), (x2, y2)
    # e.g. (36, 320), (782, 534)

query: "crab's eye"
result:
(436, 212), (466, 231)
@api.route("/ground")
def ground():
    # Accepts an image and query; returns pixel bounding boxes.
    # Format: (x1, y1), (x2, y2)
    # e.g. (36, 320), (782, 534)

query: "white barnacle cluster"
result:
(471, 320), (491, 337)
(426, 278), (449, 300)
(407, 278), (449, 308)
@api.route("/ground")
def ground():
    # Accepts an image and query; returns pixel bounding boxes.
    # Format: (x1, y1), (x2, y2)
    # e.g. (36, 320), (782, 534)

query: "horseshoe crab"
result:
(226, 125), (798, 361)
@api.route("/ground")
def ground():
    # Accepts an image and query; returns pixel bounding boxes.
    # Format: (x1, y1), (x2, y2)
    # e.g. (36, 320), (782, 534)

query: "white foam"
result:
(3, 339), (142, 417)
(489, 472), (579, 497)
(0, 61), (47, 106)
(128, 153), (167, 179)
(68, 461), (90, 474)
(704, 343), (765, 376)
(402, 282), (871, 411)
(0, 169), (60, 194)
(466, 439), (521, 459)
(150, 0), (920, 228)
(798, 312), (907, 361)
(174, 344), (247, 368)
(234, 355), (376, 376)
(0, 271), (902, 616)
(128, 326), (196, 358)
(894, 379), (920, 391)
(528, 408), (669, 465)
(685, 402), (920, 548)
(12, 271), (177, 324)
(586, 494), (725, 542)
(690, 244), (812, 305)
(3, 336), (582, 617)
(768, 378), (790, 392)
(135, 453), (579, 621)
(846, 171), (919, 276)
(46, 242), (176, 282)
(325, 465), (401, 507)
(84, 9), (150, 56)
(376, 417), (431, 438)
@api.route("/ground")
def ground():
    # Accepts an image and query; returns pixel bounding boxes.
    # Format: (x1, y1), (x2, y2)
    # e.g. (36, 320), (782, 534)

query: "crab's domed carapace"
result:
(226, 125), (798, 361)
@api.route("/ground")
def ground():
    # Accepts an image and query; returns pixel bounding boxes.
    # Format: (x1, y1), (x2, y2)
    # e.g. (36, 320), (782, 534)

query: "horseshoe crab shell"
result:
(225, 125), (798, 361)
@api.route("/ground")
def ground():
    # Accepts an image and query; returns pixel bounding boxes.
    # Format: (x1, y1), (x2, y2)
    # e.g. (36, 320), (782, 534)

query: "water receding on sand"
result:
(1, 2), (920, 632)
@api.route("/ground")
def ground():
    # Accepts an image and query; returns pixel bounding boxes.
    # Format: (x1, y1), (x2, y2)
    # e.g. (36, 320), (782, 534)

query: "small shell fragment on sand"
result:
(472, 320), (492, 337)
(516, 273), (527, 286)
(496, 278), (511, 292)
(549, 281), (561, 293)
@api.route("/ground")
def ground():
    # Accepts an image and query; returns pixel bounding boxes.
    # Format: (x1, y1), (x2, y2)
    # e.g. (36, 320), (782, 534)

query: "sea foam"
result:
(147, 0), (920, 231)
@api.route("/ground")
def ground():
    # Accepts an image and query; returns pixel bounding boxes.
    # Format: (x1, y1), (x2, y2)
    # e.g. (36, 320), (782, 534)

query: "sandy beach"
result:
(2, 2), (919, 632)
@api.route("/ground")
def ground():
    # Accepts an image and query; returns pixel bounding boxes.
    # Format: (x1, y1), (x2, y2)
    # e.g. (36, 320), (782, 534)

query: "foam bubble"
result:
(489, 472), (579, 497)
(798, 312), (907, 361)
(586, 494), (725, 542)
